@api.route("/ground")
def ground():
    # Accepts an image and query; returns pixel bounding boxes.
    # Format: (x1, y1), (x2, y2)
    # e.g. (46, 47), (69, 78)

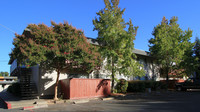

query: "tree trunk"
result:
(54, 70), (60, 100)
(166, 68), (169, 81)
(111, 60), (115, 93)
(111, 71), (115, 93)
(166, 67), (169, 86)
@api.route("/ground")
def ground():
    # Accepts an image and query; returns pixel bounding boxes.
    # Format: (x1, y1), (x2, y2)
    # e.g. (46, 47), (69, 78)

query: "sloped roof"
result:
(86, 37), (100, 46)
(87, 37), (151, 57)
(132, 49), (151, 57)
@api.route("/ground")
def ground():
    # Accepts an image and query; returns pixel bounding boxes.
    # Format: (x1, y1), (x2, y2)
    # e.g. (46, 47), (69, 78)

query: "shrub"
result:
(144, 81), (153, 88)
(7, 82), (21, 96)
(127, 81), (146, 92)
(138, 81), (145, 92)
(151, 81), (160, 91)
(127, 80), (167, 92)
(115, 79), (128, 93)
(160, 82), (168, 89)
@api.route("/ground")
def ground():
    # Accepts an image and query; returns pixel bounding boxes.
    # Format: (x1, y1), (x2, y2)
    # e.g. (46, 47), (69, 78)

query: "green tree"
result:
(0, 72), (9, 76)
(149, 16), (193, 81)
(193, 37), (200, 78)
(10, 21), (100, 100)
(93, 0), (144, 92)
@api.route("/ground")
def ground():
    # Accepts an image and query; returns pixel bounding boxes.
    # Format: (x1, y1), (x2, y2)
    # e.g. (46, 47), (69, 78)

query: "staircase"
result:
(19, 68), (38, 99)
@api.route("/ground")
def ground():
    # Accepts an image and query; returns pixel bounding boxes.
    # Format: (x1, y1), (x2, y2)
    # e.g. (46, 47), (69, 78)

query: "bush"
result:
(127, 81), (146, 92)
(160, 82), (168, 89)
(144, 81), (153, 88)
(151, 81), (160, 91)
(7, 82), (21, 96)
(127, 80), (167, 92)
(115, 79), (128, 93)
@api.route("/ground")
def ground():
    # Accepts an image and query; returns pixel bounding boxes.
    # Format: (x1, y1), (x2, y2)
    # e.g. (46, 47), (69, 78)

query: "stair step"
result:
(21, 90), (37, 92)
(21, 93), (37, 95)
(20, 84), (36, 86)
(21, 89), (36, 90)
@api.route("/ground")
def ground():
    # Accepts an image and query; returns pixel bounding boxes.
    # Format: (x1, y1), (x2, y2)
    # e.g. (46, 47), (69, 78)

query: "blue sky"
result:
(0, 0), (200, 73)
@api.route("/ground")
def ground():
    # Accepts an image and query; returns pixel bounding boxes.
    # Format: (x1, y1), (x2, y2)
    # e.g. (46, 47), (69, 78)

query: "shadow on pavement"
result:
(110, 90), (200, 112)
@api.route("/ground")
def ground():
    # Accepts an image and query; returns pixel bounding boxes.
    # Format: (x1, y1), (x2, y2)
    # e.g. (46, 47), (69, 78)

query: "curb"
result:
(23, 104), (48, 110)
(101, 97), (114, 101)
(5, 102), (12, 109)
(71, 99), (89, 104)
(0, 96), (48, 110)
(23, 106), (34, 110)
(0, 96), (12, 109)
(49, 100), (71, 104)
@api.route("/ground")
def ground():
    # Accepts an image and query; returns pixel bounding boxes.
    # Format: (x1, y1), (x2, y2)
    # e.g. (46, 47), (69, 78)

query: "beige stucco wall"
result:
(39, 70), (67, 97)
(90, 56), (160, 81)
(137, 55), (160, 81)
(0, 85), (9, 92)
(31, 65), (40, 92)
(31, 66), (68, 97)
(90, 58), (144, 81)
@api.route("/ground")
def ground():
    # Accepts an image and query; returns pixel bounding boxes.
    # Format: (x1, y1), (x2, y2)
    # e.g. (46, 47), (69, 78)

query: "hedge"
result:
(127, 80), (167, 92)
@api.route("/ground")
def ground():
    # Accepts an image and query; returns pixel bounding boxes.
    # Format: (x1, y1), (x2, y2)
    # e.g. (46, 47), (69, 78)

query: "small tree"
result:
(0, 72), (9, 76)
(10, 21), (100, 100)
(93, 0), (144, 92)
(149, 16), (193, 81)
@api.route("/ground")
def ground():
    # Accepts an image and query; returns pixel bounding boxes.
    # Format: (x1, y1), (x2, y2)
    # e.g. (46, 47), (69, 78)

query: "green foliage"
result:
(193, 37), (200, 78)
(149, 16), (193, 80)
(93, 0), (145, 92)
(0, 72), (9, 76)
(160, 82), (168, 90)
(179, 40), (198, 77)
(115, 79), (128, 93)
(194, 37), (200, 59)
(127, 81), (145, 92)
(127, 81), (167, 92)
(11, 22), (100, 73)
(10, 21), (101, 99)
(151, 81), (160, 91)
(7, 82), (21, 96)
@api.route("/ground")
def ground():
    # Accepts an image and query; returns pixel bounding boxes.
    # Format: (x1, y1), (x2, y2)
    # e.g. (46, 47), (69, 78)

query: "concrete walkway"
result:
(0, 91), (48, 110)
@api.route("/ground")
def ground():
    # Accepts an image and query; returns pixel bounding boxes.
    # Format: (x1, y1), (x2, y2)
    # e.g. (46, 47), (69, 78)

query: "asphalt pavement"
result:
(34, 90), (200, 112)
(0, 90), (200, 112)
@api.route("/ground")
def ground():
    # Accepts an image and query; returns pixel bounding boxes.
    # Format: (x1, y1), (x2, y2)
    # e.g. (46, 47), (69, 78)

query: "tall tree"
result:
(93, 0), (144, 92)
(10, 21), (100, 100)
(149, 16), (193, 81)
(193, 37), (200, 78)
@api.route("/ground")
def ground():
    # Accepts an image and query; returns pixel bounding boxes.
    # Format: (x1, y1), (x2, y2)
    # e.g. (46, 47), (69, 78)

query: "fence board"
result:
(60, 78), (111, 99)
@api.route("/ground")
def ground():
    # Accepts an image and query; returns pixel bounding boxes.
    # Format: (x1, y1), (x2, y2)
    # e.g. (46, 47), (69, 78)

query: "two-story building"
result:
(9, 29), (160, 98)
